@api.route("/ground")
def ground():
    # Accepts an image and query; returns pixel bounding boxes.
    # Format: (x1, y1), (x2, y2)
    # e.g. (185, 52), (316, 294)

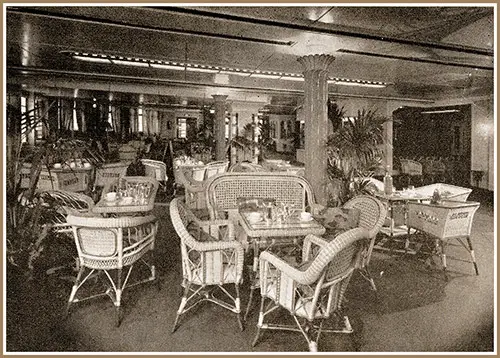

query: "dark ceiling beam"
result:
(151, 6), (493, 57)
(7, 7), (294, 47)
(337, 49), (493, 71)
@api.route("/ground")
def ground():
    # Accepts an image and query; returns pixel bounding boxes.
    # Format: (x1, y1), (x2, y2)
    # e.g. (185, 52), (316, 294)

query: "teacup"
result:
(300, 212), (312, 221)
(105, 192), (117, 202)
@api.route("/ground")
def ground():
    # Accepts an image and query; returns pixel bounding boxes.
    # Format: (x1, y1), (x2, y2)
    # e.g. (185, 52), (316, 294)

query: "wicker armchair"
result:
(175, 166), (209, 210)
(342, 195), (387, 290)
(141, 159), (168, 193)
(169, 198), (245, 332)
(252, 227), (370, 352)
(66, 214), (158, 326)
(204, 160), (229, 179)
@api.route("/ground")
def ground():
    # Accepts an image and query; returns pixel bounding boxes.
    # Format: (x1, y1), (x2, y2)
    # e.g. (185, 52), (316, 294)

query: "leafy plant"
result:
(5, 101), (102, 279)
(326, 108), (387, 205)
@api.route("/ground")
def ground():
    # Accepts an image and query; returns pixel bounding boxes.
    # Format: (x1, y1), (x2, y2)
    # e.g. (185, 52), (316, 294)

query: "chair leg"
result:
(66, 265), (87, 316)
(252, 296), (267, 347)
(115, 268), (123, 327)
(235, 283), (244, 331)
(172, 282), (191, 333)
(244, 271), (258, 322)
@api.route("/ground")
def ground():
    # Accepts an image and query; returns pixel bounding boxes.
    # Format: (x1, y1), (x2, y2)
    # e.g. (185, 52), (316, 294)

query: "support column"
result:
(297, 54), (335, 206)
(384, 118), (393, 173)
(212, 94), (228, 161)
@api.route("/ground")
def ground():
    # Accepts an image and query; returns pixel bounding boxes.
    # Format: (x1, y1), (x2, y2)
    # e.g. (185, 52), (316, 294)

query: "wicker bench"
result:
(205, 172), (317, 221)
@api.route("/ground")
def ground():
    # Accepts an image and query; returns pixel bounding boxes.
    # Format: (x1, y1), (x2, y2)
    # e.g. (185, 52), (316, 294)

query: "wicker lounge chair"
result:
(169, 197), (245, 332)
(252, 227), (371, 352)
(66, 214), (158, 326)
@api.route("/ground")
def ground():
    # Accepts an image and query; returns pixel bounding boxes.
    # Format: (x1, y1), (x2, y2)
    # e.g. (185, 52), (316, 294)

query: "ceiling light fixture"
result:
(150, 62), (185, 70)
(69, 52), (388, 88)
(328, 78), (388, 88)
(421, 109), (460, 114)
(111, 59), (150, 67)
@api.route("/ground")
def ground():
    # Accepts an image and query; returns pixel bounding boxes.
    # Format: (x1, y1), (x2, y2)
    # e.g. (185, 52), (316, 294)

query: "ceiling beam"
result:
(337, 49), (493, 71)
(152, 6), (493, 57)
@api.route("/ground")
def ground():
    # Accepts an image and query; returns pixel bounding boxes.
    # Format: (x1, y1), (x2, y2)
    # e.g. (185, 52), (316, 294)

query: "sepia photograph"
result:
(4, 3), (495, 353)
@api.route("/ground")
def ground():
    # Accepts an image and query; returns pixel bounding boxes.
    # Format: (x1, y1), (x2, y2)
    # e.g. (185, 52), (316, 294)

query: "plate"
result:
(300, 216), (314, 222)
(247, 213), (263, 223)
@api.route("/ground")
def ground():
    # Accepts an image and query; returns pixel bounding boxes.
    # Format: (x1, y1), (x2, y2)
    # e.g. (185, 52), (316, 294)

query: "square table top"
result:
(92, 196), (155, 215)
(238, 209), (325, 238)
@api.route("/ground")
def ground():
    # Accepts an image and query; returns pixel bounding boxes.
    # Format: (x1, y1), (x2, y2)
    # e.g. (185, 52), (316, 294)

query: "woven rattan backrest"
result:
(94, 162), (129, 188)
(205, 161), (229, 179)
(205, 172), (315, 220)
(77, 227), (117, 256)
(141, 159), (167, 181)
(343, 195), (387, 238)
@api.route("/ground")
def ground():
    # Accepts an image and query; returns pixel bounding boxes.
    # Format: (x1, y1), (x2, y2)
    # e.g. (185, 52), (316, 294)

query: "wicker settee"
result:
(204, 172), (317, 221)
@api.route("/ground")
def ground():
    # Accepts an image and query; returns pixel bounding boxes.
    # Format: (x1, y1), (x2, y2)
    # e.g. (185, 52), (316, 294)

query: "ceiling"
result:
(5, 5), (495, 113)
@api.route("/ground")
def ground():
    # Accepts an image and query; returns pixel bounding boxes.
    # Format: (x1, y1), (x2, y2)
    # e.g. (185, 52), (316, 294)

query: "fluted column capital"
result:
(297, 54), (335, 72)
(212, 94), (228, 102)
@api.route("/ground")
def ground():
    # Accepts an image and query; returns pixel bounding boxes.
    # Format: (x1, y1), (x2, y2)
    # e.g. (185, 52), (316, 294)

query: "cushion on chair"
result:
(186, 222), (219, 242)
(321, 207), (361, 230)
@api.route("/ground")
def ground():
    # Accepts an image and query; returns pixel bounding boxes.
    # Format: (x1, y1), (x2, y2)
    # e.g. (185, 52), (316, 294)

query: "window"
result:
(138, 106), (143, 132)
(177, 118), (187, 138)
(20, 96), (27, 143)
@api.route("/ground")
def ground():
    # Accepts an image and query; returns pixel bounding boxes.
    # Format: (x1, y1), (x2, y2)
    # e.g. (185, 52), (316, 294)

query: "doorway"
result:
(393, 104), (471, 187)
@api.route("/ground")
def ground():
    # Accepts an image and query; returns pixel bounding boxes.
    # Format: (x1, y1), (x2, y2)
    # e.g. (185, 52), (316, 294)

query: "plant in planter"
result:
(6, 102), (102, 279)
(326, 106), (387, 206)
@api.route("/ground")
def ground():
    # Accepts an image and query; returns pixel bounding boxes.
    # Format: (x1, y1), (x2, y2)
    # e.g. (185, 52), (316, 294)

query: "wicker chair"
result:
(204, 160), (229, 179)
(252, 227), (370, 352)
(93, 162), (129, 199)
(66, 214), (158, 326)
(342, 195), (387, 290)
(169, 198), (245, 332)
(175, 166), (209, 210)
(141, 159), (168, 193)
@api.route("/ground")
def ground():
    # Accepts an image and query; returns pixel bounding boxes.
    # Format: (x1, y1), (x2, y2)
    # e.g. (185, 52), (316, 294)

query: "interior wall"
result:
(433, 95), (494, 190)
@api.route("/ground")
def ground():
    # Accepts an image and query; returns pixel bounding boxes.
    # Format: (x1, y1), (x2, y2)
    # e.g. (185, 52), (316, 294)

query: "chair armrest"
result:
(194, 217), (235, 241)
(191, 238), (244, 253)
(259, 251), (312, 285)
(177, 168), (206, 192)
(302, 234), (329, 261)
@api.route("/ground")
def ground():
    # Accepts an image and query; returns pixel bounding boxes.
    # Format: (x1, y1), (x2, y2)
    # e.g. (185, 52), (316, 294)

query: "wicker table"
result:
(374, 191), (431, 254)
(238, 209), (325, 320)
(407, 200), (480, 278)
(92, 195), (155, 216)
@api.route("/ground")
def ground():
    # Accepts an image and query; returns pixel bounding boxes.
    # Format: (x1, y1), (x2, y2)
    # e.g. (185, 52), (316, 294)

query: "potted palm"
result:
(325, 106), (387, 206)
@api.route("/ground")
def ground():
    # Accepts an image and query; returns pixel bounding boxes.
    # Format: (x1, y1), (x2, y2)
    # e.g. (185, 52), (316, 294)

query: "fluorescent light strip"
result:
(220, 70), (251, 77)
(280, 76), (304, 81)
(421, 109), (460, 114)
(250, 73), (281, 79)
(71, 52), (387, 87)
(112, 59), (150, 67)
(73, 55), (111, 64)
(186, 67), (219, 73)
(150, 63), (185, 70)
